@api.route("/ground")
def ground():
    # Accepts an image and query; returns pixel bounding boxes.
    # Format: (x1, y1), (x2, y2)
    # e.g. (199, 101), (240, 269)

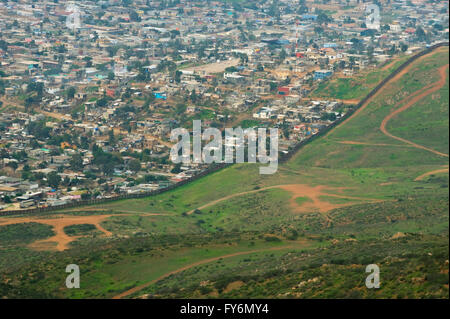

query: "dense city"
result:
(0, 0), (448, 210)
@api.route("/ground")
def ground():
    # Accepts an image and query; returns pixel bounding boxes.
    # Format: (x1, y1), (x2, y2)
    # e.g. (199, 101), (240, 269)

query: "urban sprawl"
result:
(0, 0), (448, 211)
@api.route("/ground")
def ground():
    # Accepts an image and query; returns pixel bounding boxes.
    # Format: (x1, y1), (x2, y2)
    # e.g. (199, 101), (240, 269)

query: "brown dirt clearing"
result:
(0, 214), (117, 251)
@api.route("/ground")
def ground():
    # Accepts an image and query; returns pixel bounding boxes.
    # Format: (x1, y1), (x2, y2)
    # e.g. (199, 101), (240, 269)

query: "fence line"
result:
(2, 42), (448, 217)
(0, 163), (231, 216)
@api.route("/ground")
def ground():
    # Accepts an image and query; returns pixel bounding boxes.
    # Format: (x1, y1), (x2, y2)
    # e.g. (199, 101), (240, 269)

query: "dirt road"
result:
(336, 99), (360, 105)
(112, 244), (298, 299)
(186, 183), (379, 215)
(414, 167), (449, 181)
(379, 64), (449, 158)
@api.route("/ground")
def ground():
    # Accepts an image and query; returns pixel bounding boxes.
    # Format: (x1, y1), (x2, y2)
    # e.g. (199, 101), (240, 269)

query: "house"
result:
(253, 107), (273, 119)
(278, 86), (290, 96)
(314, 70), (333, 80)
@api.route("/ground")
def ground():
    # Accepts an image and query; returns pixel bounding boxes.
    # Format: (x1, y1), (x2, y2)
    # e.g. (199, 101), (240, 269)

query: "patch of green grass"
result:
(318, 195), (360, 205)
(311, 54), (411, 100)
(295, 196), (313, 206)
(0, 223), (54, 246)
(64, 224), (101, 237)
(100, 214), (200, 237)
(186, 188), (293, 233)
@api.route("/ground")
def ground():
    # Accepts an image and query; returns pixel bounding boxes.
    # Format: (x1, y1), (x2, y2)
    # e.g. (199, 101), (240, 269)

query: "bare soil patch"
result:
(0, 214), (116, 251)
(187, 184), (379, 215)
(183, 58), (240, 74)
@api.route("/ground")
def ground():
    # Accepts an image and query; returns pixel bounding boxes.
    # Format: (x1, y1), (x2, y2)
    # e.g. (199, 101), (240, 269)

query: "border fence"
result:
(0, 163), (231, 216)
(2, 42), (448, 217)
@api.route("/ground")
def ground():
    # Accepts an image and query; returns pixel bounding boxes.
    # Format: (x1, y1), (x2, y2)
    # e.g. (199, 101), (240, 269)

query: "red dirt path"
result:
(186, 184), (379, 215)
(379, 64), (449, 158)
(112, 244), (298, 299)
(414, 167), (449, 181)
(325, 48), (447, 139)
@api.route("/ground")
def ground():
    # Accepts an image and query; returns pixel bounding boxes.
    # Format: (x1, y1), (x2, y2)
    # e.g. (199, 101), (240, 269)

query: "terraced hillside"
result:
(0, 46), (448, 299)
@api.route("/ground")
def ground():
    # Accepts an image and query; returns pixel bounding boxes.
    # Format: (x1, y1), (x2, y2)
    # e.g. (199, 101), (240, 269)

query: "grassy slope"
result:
(387, 67), (449, 155)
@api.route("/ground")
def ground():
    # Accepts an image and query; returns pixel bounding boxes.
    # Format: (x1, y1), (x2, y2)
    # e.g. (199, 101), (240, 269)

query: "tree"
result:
(381, 24), (390, 33)
(102, 161), (115, 176)
(279, 49), (287, 63)
(190, 90), (198, 103)
(66, 86), (76, 99)
(317, 12), (332, 25)
(433, 23), (443, 31)
(70, 153), (83, 171)
(321, 112), (337, 121)
(47, 171), (61, 188)
(269, 82), (278, 93)
(130, 10), (141, 22)
(415, 26), (426, 42)
(7, 161), (18, 171)
(128, 159), (141, 173)
(366, 46), (374, 63)
(96, 97), (109, 107)
(81, 193), (91, 200)
(108, 129), (115, 145)
(174, 70), (182, 83)
(171, 163), (182, 174)
(400, 43), (408, 52)
(388, 44), (397, 55)
(175, 103), (186, 115)
(106, 46), (119, 57)
(3, 195), (12, 203)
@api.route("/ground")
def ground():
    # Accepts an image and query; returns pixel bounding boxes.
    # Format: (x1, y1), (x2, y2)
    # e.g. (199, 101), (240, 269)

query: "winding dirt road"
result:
(330, 49), (449, 181)
(112, 244), (298, 299)
(186, 184), (379, 215)
(326, 47), (448, 139)
(380, 64), (449, 158)
(414, 167), (449, 181)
